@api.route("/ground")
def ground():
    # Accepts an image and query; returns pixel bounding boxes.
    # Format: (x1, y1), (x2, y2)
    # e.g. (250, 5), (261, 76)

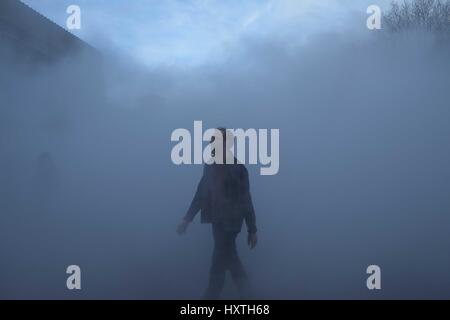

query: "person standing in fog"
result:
(177, 127), (258, 299)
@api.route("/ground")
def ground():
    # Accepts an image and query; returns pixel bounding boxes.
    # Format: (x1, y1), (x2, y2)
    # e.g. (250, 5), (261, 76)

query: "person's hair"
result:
(210, 127), (227, 143)
(216, 127), (227, 140)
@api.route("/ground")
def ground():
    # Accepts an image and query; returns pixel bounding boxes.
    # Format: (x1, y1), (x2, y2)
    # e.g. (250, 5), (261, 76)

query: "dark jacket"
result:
(184, 163), (257, 234)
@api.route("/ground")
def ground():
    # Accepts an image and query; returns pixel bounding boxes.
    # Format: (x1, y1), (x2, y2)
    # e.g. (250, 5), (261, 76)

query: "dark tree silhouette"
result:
(384, 0), (450, 33)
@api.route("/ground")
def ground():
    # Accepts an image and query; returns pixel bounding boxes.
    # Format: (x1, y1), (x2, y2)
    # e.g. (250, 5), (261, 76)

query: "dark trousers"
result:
(204, 223), (250, 299)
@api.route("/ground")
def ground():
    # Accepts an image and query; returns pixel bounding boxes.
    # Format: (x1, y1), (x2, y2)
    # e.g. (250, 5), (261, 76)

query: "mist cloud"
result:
(1, 10), (450, 298)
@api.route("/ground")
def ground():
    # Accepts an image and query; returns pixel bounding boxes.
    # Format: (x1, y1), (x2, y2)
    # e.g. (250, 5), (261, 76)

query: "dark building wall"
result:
(0, 0), (95, 62)
(0, 0), (105, 146)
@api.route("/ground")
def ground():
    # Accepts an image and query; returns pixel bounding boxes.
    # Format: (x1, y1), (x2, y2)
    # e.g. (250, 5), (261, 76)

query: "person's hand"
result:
(248, 232), (257, 249)
(176, 219), (189, 235)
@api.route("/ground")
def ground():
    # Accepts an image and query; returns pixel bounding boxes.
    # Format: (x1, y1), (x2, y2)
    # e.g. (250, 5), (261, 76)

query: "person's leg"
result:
(204, 224), (228, 299)
(227, 232), (252, 299)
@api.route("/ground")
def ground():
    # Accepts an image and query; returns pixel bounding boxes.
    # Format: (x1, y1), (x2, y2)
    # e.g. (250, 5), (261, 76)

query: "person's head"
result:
(210, 127), (234, 163)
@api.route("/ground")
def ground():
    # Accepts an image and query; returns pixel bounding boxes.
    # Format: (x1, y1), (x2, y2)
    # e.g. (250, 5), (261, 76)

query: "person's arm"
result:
(183, 174), (205, 223)
(242, 167), (257, 234)
(177, 166), (206, 235)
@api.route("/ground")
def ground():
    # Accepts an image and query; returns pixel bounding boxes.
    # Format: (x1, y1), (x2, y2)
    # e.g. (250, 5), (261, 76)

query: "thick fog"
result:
(1, 14), (450, 299)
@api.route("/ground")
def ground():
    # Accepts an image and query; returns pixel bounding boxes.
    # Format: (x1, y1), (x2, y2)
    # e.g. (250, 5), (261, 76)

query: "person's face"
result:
(210, 129), (234, 161)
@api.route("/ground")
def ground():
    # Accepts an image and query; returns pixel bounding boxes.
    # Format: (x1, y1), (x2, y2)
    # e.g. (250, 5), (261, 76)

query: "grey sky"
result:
(21, 0), (391, 66)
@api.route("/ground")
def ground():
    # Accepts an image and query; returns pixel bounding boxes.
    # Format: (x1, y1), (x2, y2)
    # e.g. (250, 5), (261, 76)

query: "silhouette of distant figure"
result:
(177, 128), (257, 300)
